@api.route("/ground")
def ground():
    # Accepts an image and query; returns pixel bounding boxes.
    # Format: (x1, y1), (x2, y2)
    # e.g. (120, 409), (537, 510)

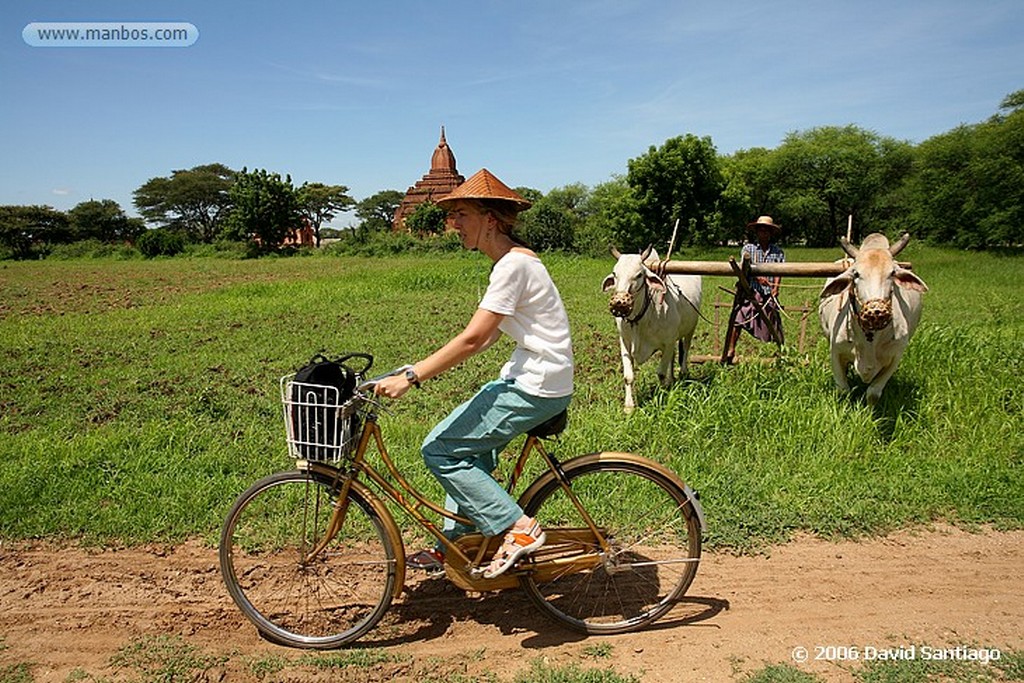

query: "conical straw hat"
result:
(436, 168), (531, 210)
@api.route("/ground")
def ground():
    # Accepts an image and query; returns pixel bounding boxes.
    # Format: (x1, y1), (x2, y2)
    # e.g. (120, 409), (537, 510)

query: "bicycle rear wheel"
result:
(219, 469), (397, 648)
(519, 455), (701, 634)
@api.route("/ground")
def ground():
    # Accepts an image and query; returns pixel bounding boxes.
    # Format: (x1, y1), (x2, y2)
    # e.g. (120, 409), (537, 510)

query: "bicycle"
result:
(219, 353), (705, 649)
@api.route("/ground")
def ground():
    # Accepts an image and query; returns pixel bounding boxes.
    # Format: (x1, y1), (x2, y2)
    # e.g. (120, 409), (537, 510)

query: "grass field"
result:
(0, 244), (1021, 551)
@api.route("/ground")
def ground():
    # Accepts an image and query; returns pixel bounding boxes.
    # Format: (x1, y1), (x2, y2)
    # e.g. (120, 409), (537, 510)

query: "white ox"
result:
(603, 246), (702, 413)
(818, 232), (929, 406)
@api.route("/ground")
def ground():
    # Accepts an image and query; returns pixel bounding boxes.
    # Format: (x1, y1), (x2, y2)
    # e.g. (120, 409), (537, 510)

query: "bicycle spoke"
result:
(521, 458), (701, 634)
(220, 471), (396, 648)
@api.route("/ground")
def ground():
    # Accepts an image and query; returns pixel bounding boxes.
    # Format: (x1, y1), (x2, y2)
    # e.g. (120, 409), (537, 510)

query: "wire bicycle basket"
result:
(280, 376), (363, 463)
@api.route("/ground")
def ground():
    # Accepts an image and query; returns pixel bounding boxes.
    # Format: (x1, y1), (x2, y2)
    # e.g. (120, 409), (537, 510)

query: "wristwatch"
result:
(404, 367), (421, 388)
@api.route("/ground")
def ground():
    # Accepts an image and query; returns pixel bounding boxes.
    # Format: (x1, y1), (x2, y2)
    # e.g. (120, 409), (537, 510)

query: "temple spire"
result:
(394, 126), (465, 231)
(431, 125), (457, 173)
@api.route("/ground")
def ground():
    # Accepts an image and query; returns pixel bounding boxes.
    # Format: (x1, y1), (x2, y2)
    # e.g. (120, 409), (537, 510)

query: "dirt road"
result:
(1, 525), (1020, 682)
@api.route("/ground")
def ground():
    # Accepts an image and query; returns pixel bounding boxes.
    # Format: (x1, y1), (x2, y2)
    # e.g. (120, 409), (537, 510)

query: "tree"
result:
(67, 199), (144, 243)
(626, 134), (724, 249)
(0, 205), (69, 259)
(860, 137), (916, 234)
(518, 203), (574, 252)
(133, 163), (235, 242)
(136, 229), (186, 258)
(719, 147), (780, 240)
(517, 184), (589, 252)
(543, 184), (590, 217)
(771, 126), (905, 246)
(999, 88), (1024, 114)
(225, 168), (301, 250)
(355, 190), (403, 236)
(913, 125), (995, 247)
(514, 187), (544, 205)
(906, 107), (1024, 248)
(296, 182), (355, 247)
(581, 176), (643, 256)
(404, 200), (448, 236)
(970, 109), (1024, 247)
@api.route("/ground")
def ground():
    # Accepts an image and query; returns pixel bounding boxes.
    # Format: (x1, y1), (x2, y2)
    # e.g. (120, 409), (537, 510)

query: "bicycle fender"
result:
(682, 482), (706, 532)
(300, 461), (407, 599)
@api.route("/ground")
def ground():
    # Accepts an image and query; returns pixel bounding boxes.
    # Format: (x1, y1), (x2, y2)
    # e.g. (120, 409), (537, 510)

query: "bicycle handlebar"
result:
(357, 365), (411, 394)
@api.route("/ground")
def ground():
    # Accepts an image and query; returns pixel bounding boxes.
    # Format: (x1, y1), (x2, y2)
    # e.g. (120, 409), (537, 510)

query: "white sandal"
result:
(483, 519), (545, 579)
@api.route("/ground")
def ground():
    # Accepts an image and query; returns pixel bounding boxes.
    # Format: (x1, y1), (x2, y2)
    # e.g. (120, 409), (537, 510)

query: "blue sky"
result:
(3, 0), (1022, 227)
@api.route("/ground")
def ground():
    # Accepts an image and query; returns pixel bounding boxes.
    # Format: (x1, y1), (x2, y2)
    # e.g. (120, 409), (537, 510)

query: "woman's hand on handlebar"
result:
(361, 365), (415, 400)
(374, 373), (413, 400)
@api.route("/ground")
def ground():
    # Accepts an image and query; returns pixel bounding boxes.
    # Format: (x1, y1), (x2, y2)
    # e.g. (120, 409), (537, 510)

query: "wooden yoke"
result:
(647, 254), (911, 365)
(644, 227), (914, 364)
(646, 258), (911, 278)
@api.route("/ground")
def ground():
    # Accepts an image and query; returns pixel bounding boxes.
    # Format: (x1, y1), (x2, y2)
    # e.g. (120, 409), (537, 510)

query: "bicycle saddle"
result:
(528, 409), (568, 438)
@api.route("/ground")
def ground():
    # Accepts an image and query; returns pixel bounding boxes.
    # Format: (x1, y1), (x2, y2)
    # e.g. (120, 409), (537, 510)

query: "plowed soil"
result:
(1, 525), (1021, 682)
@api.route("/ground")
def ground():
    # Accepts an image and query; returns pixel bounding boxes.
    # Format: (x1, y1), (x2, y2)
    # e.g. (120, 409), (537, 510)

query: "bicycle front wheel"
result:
(519, 454), (702, 634)
(219, 469), (397, 648)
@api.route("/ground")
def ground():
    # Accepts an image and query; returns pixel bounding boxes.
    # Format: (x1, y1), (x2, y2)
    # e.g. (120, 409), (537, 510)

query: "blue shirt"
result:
(741, 242), (785, 297)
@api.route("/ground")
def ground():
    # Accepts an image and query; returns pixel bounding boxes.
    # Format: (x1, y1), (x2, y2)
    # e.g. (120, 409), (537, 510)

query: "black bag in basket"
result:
(289, 353), (360, 460)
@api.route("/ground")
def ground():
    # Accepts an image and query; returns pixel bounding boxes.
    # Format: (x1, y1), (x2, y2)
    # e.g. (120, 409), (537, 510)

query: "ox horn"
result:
(640, 244), (653, 261)
(889, 232), (911, 256)
(610, 245), (622, 259)
(839, 236), (860, 259)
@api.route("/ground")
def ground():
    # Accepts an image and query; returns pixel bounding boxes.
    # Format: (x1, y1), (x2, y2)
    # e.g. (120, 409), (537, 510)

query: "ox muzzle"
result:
(852, 291), (893, 340)
(608, 291), (635, 319)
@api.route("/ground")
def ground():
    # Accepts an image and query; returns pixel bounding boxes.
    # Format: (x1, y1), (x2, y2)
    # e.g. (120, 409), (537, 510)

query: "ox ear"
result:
(645, 271), (666, 293)
(820, 269), (854, 299)
(893, 267), (928, 292)
(602, 274), (616, 292)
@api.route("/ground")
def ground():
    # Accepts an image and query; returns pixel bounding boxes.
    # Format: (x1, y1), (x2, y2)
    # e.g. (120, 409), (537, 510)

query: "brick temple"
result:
(392, 127), (464, 231)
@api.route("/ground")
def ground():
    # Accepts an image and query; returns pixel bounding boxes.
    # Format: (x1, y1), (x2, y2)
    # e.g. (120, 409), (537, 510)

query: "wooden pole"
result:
(665, 218), (680, 262)
(798, 300), (810, 353)
(649, 259), (911, 278)
(720, 279), (744, 364)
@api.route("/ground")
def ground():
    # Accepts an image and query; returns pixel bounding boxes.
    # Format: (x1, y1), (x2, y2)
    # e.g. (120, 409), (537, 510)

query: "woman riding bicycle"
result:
(373, 168), (574, 579)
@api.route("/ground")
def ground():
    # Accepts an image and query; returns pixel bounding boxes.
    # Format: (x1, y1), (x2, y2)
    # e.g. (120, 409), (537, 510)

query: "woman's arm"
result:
(414, 308), (503, 381)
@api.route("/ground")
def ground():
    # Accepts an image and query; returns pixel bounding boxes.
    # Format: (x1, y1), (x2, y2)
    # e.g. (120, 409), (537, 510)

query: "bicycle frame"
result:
(299, 400), (611, 593)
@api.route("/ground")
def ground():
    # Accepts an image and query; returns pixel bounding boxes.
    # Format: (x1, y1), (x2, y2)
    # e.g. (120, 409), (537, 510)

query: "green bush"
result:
(47, 239), (140, 260)
(324, 230), (461, 257)
(137, 229), (186, 258)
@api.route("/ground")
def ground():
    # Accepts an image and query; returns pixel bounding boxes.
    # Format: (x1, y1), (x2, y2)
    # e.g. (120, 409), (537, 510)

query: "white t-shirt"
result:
(479, 250), (574, 398)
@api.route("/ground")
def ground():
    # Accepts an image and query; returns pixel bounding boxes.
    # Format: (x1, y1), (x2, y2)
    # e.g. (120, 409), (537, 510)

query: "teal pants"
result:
(422, 379), (571, 538)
